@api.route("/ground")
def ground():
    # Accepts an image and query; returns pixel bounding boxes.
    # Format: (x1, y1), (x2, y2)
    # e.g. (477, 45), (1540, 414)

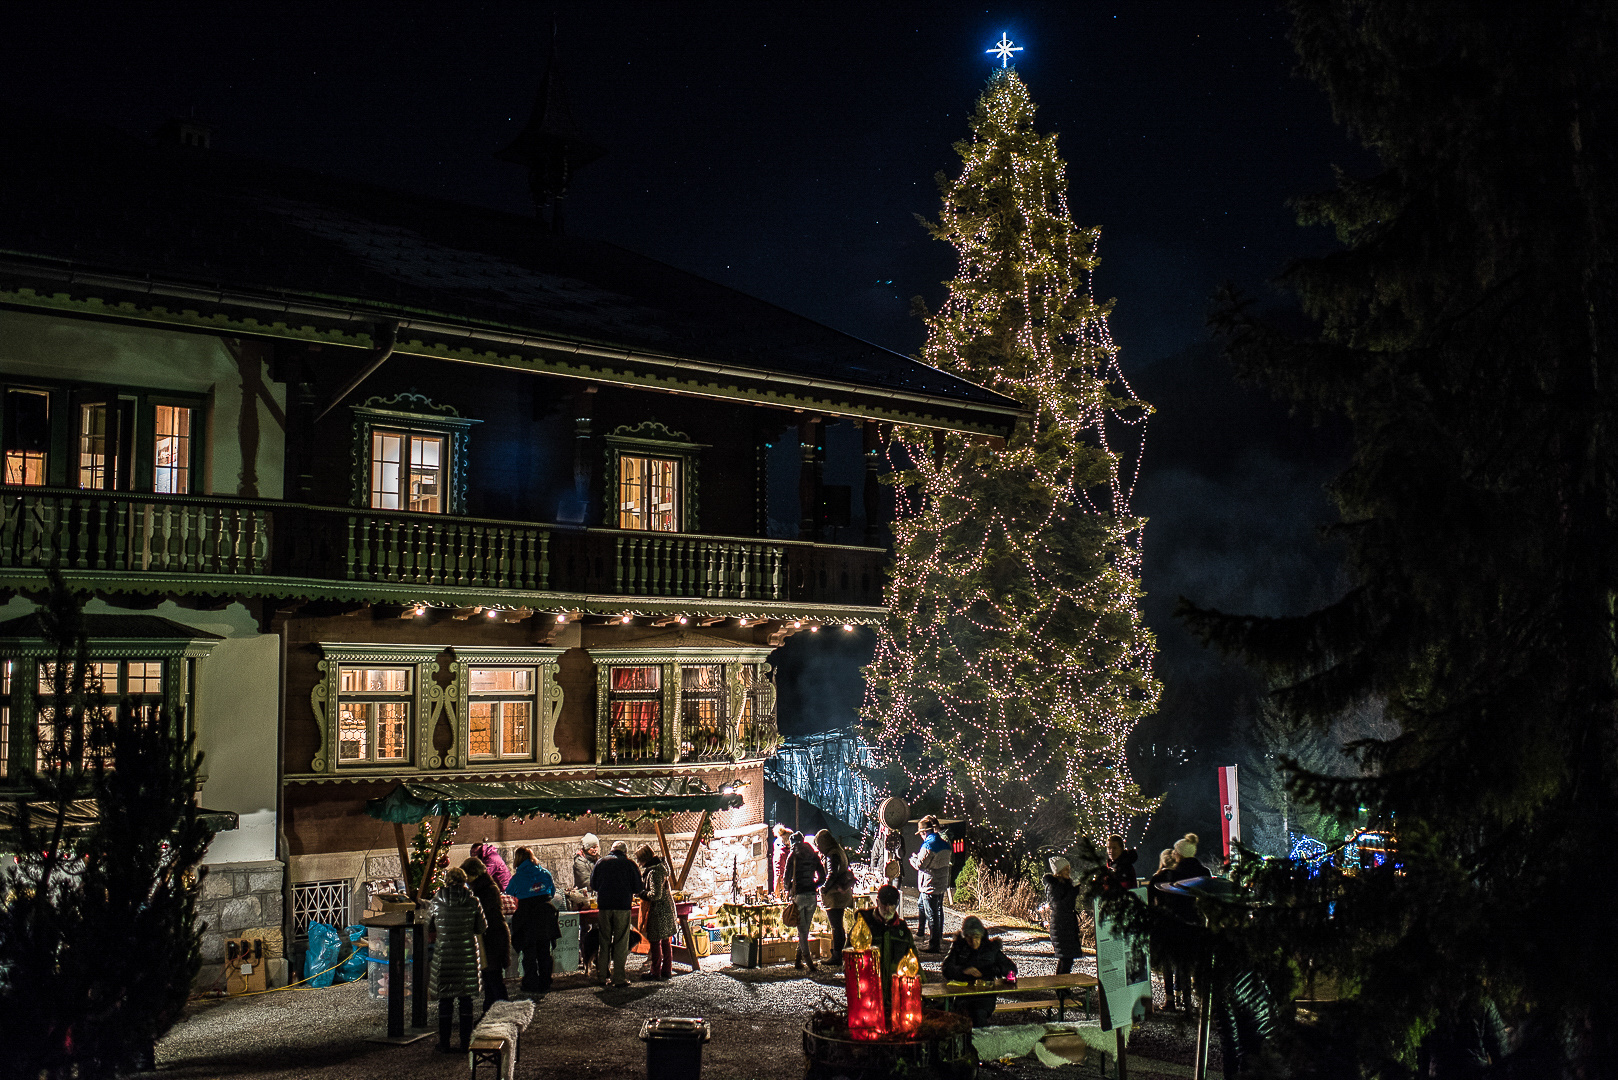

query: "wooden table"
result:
(923, 971), (1099, 1022)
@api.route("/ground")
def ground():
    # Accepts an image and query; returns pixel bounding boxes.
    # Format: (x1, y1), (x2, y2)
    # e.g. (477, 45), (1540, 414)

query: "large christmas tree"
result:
(861, 69), (1160, 865)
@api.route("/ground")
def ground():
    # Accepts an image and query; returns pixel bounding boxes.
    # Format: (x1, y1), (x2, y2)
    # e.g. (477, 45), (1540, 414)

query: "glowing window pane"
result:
(375, 703), (408, 760)
(618, 454), (680, 532)
(126, 662), (163, 695)
(611, 666), (659, 692)
(340, 667), (408, 694)
(468, 701), (494, 757)
(153, 406), (192, 494)
(469, 668), (532, 694)
(338, 704), (367, 761)
(501, 702), (531, 756)
(78, 404), (108, 490)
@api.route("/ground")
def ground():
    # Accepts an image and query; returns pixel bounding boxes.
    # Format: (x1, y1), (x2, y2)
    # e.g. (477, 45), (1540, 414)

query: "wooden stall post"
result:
(664, 809), (711, 972)
(393, 822), (417, 902)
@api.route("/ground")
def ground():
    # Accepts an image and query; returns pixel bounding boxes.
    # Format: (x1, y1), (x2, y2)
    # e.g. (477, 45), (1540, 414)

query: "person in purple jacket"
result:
(469, 841), (512, 891)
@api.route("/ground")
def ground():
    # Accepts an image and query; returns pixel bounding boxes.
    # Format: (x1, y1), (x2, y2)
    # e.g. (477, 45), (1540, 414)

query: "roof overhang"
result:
(0, 253), (1027, 438)
(364, 776), (745, 824)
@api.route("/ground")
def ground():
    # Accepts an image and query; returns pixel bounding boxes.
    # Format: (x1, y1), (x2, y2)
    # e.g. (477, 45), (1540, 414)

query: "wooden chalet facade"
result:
(0, 108), (1020, 986)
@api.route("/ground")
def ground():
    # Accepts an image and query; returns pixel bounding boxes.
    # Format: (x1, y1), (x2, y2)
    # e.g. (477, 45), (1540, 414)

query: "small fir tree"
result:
(0, 576), (211, 1078)
(861, 69), (1161, 867)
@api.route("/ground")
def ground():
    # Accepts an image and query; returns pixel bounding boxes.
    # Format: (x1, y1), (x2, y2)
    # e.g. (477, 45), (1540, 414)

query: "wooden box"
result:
(224, 938), (269, 995)
(759, 934), (832, 965)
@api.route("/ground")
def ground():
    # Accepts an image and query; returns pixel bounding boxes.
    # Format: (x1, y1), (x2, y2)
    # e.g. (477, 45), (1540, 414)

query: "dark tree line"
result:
(1143, 1), (1618, 1075)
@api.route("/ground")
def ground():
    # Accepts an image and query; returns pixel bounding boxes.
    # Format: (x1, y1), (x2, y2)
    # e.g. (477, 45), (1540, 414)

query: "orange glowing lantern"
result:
(843, 916), (887, 1039)
(890, 949), (923, 1035)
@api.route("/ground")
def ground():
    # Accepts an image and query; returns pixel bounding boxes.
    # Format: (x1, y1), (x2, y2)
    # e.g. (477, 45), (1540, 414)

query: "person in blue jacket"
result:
(506, 847), (558, 993)
(909, 815), (953, 953)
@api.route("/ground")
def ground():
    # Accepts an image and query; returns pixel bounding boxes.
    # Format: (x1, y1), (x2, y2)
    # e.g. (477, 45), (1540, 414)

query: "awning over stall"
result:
(364, 776), (744, 824)
(0, 799), (238, 851)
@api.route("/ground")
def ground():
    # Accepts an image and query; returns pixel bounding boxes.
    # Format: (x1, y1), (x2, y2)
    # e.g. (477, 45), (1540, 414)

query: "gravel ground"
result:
(156, 905), (1217, 1079)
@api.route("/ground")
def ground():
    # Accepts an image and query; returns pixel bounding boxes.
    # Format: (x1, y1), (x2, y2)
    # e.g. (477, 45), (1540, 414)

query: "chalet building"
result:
(0, 88), (1020, 985)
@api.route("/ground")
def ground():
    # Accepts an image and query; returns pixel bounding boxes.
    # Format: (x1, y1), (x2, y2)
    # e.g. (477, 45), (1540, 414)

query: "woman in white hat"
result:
(1042, 855), (1081, 974)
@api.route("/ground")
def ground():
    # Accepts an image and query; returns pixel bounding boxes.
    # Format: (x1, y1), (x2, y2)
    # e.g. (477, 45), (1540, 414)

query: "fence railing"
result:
(0, 486), (887, 607)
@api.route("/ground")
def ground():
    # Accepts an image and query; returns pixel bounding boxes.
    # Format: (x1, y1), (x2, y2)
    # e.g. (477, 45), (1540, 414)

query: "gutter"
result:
(0, 253), (1029, 424)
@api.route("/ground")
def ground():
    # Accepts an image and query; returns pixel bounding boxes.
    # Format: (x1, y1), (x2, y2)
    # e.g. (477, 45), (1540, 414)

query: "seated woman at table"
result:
(942, 915), (1017, 1027)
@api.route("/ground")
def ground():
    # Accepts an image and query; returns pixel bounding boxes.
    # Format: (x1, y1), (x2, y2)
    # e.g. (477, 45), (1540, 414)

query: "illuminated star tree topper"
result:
(986, 32), (1023, 68)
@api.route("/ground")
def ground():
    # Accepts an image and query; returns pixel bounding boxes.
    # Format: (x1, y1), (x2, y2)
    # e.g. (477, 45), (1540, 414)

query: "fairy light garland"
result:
(860, 69), (1162, 850)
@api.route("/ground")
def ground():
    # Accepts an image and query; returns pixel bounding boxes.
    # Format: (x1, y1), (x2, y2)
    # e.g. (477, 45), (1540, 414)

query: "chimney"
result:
(497, 31), (605, 234)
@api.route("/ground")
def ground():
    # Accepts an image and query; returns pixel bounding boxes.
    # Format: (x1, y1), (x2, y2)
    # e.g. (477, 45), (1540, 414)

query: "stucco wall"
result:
(0, 309), (286, 499)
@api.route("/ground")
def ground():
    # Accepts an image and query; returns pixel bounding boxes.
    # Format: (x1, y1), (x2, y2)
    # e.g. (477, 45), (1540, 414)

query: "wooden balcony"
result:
(0, 487), (887, 609)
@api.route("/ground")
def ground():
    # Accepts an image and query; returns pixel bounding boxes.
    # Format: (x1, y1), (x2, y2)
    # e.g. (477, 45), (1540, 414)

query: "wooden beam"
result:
(653, 819), (676, 878)
(393, 822), (417, 902)
(418, 812), (452, 900)
(675, 809), (710, 892)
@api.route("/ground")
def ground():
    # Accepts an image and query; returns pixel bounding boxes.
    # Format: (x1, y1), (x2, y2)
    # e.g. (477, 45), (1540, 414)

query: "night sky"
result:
(2, 2), (1373, 852)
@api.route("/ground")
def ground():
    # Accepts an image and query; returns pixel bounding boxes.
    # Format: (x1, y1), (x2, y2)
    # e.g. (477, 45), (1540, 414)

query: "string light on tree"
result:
(860, 68), (1161, 865)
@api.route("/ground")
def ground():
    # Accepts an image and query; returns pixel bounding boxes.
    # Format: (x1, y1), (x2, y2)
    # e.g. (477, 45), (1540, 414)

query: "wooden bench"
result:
(468, 1000), (535, 1080)
(923, 972), (1098, 1023)
(993, 997), (1064, 1017)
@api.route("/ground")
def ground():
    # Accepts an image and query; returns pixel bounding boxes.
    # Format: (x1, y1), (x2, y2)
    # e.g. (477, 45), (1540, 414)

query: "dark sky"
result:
(2, 2), (1371, 849)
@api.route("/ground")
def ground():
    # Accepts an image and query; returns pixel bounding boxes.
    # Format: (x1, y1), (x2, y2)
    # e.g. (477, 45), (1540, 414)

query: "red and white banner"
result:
(1218, 765), (1241, 859)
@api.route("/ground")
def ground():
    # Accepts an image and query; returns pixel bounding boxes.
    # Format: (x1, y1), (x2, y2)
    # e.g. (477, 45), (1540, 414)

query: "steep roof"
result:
(0, 111), (1022, 432)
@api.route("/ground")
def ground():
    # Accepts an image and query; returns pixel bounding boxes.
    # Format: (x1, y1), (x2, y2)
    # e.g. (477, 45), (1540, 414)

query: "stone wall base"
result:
(194, 859), (285, 993)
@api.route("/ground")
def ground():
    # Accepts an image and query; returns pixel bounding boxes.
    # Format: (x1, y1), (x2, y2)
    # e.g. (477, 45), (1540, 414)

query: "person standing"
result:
(942, 915), (1017, 1027)
(909, 815), (952, 953)
(1146, 847), (1183, 1010)
(783, 832), (825, 971)
(461, 856), (511, 1012)
(573, 833), (601, 892)
(1106, 835), (1139, 889)
(635, 844), (676, 980)
(589, 839), (644, 987)
(1162, 834), (1207, 1012)
(470, 841), (513, 891)
(430, 866), (484, 1053)
(815, 829), (854, 959)
(770, 823), (793, 897)
(1042, 856), (1082, 974)
(506, 847), (558, 993)
(855, 884), (918, 1010)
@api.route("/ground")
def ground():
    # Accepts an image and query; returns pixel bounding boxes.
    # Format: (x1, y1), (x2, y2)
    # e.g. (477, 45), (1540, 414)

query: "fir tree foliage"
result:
(862, 70), (1161, 866)
(0, 575), (211, 1079)
(1167, 2), (1618, 1073)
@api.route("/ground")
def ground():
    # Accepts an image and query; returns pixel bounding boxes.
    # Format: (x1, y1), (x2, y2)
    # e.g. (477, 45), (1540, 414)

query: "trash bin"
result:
(639, 1017), (710, 1080)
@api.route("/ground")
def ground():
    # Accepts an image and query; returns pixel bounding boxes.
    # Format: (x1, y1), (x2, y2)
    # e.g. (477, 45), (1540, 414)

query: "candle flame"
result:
(898, 949), (920, 977)
(849, 915), (872, 952)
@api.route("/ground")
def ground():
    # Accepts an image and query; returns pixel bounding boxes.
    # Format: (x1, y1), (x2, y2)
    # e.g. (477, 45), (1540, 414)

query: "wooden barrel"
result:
(802, 1010), (976, 1079)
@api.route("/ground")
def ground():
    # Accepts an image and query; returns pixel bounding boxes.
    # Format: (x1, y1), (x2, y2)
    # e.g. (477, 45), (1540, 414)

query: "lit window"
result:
(607, 665), (661, 762)
(680, 664), (727, 760)
(467, 667), (535, 761)
(618, 454), (680, 532)
(0, 661), (10, 778)
(153, 406), (192, 494)
(3, 388), (50, 486)
(336, 666), (411, 764)
(35, 659), (163, 770)
(78, 404), (110, 490)
(371, 430), (445, 513)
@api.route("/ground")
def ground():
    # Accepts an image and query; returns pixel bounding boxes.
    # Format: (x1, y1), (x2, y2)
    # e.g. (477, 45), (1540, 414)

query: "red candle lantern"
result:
(890, 949), (923, 1035)
(843, 916), (888, 1039)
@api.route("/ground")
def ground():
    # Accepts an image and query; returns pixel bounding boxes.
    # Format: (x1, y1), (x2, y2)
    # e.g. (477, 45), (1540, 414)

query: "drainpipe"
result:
(313, 320), (398, 424)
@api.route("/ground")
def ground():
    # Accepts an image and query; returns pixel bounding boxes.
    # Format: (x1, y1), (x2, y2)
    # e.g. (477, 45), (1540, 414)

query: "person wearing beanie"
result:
(589, 840), (643, 986)
(855, 884), (916, 1011)
(942, 914), (1017, 1027)
(1106, 835), (1139, 889)
(1169, 834), (1210, 881)
(1043, 855), (1081, 974)
(1147, 847), (1187, 1010)
(1162, 834), (1209, 1012)
(573, 833), (601, 892)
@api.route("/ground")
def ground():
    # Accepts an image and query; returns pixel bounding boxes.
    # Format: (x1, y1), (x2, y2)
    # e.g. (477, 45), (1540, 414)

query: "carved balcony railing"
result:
(0, 486), (888, 608)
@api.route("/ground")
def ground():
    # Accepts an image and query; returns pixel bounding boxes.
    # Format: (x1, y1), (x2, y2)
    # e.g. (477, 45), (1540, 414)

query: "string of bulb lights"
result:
(862, 69), (1162, 848)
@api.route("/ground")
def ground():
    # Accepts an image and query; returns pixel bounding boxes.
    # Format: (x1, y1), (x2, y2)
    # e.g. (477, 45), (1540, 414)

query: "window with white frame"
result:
(153, 405), (193, 494)
(617, 454), (680, 531)
(293, 879), (352, 934)
(336, 666), (411, 764)
(35, 659), (164, 770)
(3, 388), (50, 486)
(370, 429), (446, 514)
(466, 667), (535, 761)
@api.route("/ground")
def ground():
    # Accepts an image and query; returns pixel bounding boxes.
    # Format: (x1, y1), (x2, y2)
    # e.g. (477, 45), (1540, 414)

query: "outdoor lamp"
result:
(843, 916), (887, 1039)
(890, 949), (923, 1035)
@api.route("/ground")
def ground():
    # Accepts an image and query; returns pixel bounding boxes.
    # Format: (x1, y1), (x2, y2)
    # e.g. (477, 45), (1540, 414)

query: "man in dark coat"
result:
(1106, 835), (1139, 889)
(1042, 856), (1082, 974)
(589, 839), (644, 987)
(855, 884), (917, 1010)
(942, 915), (1017, 1027)
(461, 856), (511, 1012)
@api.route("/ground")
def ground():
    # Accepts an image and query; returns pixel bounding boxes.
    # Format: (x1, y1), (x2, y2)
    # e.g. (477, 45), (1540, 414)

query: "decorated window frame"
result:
(0, 621), (216, 780)
(444, 647), (565, 770)
(587, 643), (777, 767)
(350, 394), (480, 516)
(310, 644), (446, 773)
(602, 422), (705, 533)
